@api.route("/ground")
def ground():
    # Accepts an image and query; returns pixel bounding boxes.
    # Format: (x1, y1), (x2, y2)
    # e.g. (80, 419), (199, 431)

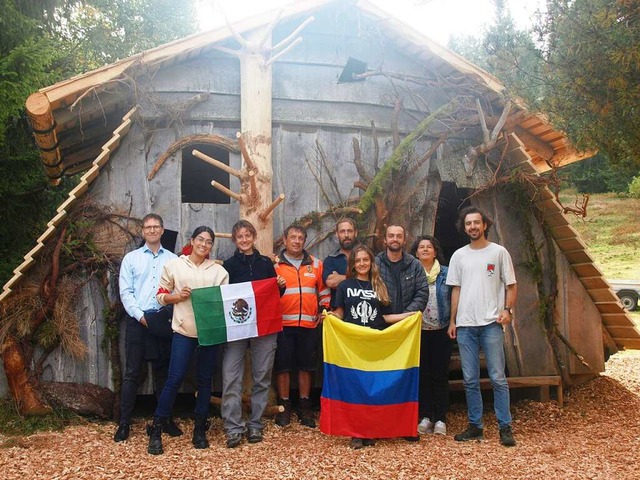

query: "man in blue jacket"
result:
(375, 225), (429, 318)
(323, 217), (358, 309)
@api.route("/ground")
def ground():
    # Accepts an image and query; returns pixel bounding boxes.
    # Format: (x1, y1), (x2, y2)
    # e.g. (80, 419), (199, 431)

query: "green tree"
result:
(451, 0), (640, 191)
(455, 0), (640, 168)
(561, 153), (638, 193)
(55, 0), (197, 70)
(532, 0), (640, 167)
(0, 0), (198, 286)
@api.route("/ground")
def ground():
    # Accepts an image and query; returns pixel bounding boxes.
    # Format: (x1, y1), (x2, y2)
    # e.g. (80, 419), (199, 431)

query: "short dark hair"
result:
(142, 213), (163, 227)
(335, 217), (357, 232)
(385, 224), (406, 236)
(410, 235), (444, 263)
(231, 219), (257, 242)
(283, 223), (307, 240)
(457, 206), (493, 238)
(190, 225), (215, 243)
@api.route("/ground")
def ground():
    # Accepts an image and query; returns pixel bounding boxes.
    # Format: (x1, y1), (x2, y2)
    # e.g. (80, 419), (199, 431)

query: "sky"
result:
(196, 0), (544, 45)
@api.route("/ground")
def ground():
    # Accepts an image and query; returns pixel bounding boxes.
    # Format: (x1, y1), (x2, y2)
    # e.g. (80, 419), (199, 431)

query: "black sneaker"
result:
(297, 397), (316, 428)
(403, 436), (420, 442)
(113, 423), (130, 442)
(454, 424), (484, 442)
(362, 438), (376, 447)
(499, 426), (516, 447)
(226, 433), (243, 448)
(247, 428), (263, 444)
(275, 398), (292, 427)
(350, 438), (364, 450)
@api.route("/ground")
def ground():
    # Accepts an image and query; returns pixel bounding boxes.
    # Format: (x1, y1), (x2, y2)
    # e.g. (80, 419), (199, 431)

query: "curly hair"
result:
(456, 206), (493, 239)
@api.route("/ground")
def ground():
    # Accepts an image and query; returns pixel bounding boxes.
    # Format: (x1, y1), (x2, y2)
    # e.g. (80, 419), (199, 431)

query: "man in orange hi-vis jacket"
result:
(273, 223), (330, 429)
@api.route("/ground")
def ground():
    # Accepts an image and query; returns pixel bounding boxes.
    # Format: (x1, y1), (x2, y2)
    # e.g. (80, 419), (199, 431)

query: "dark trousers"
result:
(154, 333), (218, 419)
(418, 327), (453, 422)
(118, 310), (172, 424)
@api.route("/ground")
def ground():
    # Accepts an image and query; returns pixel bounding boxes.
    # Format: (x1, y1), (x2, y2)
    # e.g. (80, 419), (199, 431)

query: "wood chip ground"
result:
(1, 350), (639, 479)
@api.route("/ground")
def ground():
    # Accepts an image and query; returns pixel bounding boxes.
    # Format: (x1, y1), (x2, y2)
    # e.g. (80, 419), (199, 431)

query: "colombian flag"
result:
(320, 312), (421, 438)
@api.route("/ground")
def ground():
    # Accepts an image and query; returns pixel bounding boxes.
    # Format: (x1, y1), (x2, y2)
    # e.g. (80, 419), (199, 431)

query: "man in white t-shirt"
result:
(446, 207), (517, 447)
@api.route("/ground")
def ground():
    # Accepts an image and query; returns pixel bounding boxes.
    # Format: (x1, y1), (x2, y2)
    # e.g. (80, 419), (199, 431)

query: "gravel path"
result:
(1, 350), (639, 479)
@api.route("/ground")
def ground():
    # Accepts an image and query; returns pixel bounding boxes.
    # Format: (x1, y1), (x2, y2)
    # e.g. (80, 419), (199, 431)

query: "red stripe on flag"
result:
(319, 397), (418, 438)
(252, 278), (283, 337)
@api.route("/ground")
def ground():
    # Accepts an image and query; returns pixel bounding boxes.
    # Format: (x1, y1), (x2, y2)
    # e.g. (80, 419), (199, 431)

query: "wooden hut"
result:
(1, 0), (638, 411)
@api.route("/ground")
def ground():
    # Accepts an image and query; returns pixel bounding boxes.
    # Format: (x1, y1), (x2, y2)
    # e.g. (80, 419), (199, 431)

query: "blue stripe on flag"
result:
(321, 363), (419, 405)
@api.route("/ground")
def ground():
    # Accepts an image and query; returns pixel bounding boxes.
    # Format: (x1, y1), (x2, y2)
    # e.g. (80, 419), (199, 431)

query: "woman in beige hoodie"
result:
(147, 226), (229, 455)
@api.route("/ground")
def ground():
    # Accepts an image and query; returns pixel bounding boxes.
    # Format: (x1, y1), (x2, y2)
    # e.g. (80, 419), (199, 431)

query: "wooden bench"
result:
(449, 375), (563, 406)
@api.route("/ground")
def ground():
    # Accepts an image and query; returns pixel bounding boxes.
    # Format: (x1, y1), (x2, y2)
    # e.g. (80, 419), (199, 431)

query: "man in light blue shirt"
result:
(114, 214), (180, 442)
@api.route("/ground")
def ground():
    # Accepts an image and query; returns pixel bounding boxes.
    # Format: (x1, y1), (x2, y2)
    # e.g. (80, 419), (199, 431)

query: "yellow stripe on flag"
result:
(322, 312), (421, 372)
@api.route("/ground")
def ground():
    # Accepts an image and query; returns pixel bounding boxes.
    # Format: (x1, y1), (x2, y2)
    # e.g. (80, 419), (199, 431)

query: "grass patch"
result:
(0, 397), (83, 437)
(559, 190), (640, 279)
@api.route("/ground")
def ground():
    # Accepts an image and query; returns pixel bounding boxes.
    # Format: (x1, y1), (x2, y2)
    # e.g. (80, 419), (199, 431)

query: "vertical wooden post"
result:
(240, 29), (275, 255)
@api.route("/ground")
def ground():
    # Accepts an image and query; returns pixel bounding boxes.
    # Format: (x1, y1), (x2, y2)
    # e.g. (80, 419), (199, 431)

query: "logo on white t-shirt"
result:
(486, 263), (495, 276)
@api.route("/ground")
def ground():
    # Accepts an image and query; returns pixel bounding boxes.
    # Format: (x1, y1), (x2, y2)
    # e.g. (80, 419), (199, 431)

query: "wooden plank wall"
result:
(3, 10), (441, 393)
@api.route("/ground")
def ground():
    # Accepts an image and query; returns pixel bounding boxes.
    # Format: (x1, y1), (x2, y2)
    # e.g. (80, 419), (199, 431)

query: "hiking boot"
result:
(499, 426), (516, 447)
(417, 417), (433, 435)
(192, 415), (210, 449)
(113, 423), (130, 442)
(297, 397), (316, 428)
(275, 398), (292, 427)
(350, 438), (364, 450)
(454, 424), (484, 442)
(247, 428), (263, 444)
(147, 418), (164, 455)
(226, 432), (243, 448)
(433, 421), (447, 435)
(146, 418), (184, 437)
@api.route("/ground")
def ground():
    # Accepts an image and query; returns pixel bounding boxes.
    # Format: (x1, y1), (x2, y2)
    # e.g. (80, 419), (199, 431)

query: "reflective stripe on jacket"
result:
(275, 250), (330, 328)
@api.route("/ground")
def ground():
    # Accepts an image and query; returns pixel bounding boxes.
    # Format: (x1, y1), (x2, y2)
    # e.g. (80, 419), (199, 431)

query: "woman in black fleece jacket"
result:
(220, 220), (285, 448)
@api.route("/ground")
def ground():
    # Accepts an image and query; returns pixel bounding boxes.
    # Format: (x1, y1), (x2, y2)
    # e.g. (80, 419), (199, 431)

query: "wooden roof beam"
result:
(513, 126), (555, 162)
(25, 92), (63, 185)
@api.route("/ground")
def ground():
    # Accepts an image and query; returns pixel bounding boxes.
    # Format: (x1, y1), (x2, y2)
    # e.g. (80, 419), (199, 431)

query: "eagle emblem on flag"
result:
(229, 298), (252, 324)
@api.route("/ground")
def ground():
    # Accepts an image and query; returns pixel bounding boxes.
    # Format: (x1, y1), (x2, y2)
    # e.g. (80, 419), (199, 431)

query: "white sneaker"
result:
(433, 421), (447, 435)
(417, 417), (433, 434)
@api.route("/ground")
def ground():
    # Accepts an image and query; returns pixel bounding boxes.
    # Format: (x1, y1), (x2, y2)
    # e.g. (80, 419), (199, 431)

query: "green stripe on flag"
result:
(191, 285), (228, 346)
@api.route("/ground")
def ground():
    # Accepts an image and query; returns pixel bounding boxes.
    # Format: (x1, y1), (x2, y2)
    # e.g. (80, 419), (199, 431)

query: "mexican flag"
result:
(191, 278), (283, 346)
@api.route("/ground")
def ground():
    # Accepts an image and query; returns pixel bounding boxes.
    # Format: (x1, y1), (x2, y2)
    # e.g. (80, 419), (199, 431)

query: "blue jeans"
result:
(457, 322), (512, 429)
(154, 333), (218, 419)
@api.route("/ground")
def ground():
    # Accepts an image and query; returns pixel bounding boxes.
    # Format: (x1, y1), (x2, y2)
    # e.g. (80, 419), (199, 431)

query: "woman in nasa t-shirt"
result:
(333, 245), (416, 330)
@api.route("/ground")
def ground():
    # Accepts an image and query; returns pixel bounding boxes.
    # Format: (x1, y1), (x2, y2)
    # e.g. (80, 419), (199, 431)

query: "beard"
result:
(467, 229), (483, 240)
(386, 242), (403, 253)
(339, 238), (355, 250)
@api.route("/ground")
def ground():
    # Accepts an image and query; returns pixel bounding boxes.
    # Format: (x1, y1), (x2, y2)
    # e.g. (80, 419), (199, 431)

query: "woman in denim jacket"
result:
(411, 235), (452, 436)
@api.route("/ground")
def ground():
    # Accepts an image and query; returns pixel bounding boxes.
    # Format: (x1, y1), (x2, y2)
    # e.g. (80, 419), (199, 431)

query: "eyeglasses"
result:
(194, 236), (214, 247)
(143, 225), (163, 231)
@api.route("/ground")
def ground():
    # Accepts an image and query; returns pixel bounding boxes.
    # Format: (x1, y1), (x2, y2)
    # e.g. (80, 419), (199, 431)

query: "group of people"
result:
(113, 205), (518, 455)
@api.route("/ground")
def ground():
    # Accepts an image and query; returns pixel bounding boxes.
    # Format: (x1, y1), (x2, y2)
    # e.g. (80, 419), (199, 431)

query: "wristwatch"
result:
(504, 307), (513, 315)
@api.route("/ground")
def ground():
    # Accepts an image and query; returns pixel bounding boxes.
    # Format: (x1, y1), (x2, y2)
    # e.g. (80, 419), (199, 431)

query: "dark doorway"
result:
(181, 144), (230, 204)
(434, 182), (473, 264)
